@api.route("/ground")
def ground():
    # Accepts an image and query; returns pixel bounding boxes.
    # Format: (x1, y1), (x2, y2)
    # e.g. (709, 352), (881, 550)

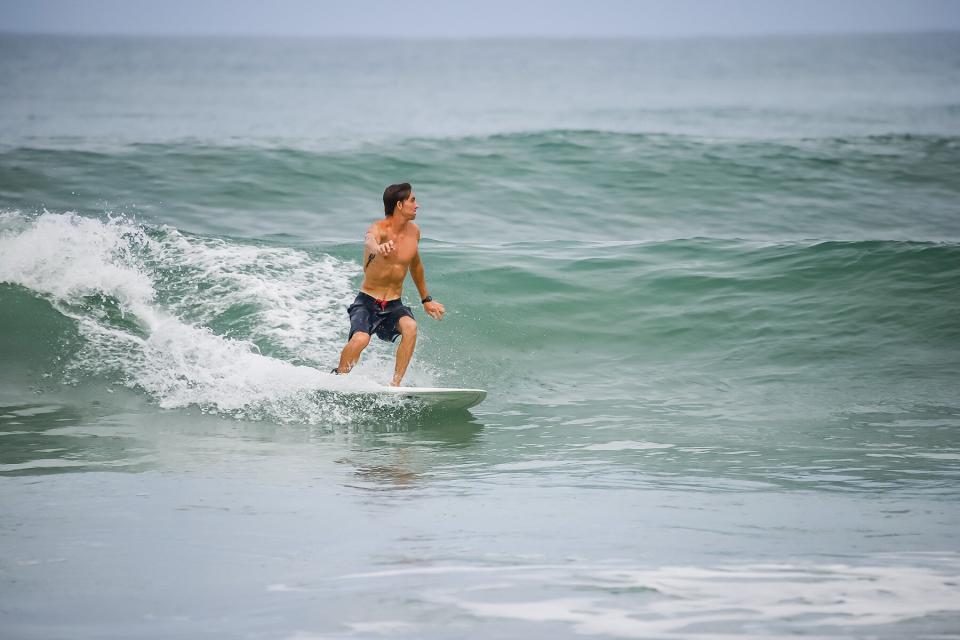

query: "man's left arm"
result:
(410, 247), (445, 321)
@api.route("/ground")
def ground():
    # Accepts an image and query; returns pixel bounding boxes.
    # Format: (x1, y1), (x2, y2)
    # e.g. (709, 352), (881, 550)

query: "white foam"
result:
(151, 227), (359, 366)
(0, 211), (155, 306)
(266, 583), (309, 593)
(341, 554), (960, 638)
(0, 212), (418, 422)
(915, 452), (960, 461)
(345, 621), (417, 635)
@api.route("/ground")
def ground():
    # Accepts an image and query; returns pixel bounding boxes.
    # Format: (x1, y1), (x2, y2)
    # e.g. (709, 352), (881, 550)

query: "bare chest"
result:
(379, 231), (418, 266)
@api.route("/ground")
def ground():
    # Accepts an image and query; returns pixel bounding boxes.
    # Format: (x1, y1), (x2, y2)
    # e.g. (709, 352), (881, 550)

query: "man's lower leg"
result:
(391, 333), (416, 386)
(337, 333), (369, 373)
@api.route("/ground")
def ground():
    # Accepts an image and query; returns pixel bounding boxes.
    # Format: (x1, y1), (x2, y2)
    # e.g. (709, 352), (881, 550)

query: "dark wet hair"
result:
(383, 183), (412, 217)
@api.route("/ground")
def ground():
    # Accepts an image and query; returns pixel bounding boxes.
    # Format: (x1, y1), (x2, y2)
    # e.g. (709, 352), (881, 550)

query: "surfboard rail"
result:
(377, 386), (487, 410)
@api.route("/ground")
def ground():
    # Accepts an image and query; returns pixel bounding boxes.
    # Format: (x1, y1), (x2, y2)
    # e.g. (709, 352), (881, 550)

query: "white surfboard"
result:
(378, 386), (486, 410)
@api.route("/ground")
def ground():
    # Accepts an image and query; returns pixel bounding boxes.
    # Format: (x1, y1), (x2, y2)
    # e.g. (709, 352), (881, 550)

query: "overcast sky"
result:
(2, 0), (960, 38)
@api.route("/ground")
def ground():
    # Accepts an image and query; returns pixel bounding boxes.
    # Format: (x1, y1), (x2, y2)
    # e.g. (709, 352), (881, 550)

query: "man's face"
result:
(396, 192), (418, 220)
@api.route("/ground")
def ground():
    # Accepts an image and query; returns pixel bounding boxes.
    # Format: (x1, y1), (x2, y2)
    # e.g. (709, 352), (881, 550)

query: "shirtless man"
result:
(333, 183), (446, 386)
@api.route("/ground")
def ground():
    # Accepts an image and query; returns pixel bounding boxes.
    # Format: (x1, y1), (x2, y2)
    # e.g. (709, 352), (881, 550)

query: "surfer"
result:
(333, 183), (446, 386)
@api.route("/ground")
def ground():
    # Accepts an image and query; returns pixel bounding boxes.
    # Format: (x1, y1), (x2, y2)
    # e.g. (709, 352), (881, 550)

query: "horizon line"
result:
(2, 27), (959, 42)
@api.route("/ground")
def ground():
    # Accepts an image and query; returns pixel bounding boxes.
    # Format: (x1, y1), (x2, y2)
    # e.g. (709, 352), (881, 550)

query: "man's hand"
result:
(424, 299), (445, 321)
(377, 240), (395, 256)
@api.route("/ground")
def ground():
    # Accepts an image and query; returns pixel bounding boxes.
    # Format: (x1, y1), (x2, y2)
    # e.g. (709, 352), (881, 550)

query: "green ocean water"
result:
(1, 33), (960, 639)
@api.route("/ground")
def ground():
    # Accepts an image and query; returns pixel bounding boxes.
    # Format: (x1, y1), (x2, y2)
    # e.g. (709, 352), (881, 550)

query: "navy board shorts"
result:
(347, 291), (415, 343)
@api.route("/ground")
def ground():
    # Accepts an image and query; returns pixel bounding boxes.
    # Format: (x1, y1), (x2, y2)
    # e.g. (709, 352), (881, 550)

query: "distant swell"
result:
(3, 131), (958, 244)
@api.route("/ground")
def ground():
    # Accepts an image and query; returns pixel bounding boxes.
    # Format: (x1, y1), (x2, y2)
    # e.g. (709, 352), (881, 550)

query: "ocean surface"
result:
(1, 32), (959, 639)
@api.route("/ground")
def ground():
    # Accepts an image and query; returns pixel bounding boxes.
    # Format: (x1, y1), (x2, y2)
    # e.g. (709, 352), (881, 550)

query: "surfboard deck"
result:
(377, 386), (486, 410)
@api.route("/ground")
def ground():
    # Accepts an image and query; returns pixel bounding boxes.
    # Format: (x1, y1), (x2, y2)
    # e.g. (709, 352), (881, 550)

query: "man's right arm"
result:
(364, 226), (379, 270)
(363, 224), (395, 270)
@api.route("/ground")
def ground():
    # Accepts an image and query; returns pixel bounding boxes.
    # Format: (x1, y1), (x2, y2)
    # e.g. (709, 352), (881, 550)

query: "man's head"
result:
(383, 182), (416, 218)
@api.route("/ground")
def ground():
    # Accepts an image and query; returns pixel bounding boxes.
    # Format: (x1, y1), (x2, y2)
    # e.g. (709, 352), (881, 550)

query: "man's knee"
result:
(399, 317), (417, 338)
(350, 332), (371, 348)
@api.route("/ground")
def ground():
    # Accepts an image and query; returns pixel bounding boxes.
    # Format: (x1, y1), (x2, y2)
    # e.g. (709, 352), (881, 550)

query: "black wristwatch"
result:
(421, 295), (433, 304)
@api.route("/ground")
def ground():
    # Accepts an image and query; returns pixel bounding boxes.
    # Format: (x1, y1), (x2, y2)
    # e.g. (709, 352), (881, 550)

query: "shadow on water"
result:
(351, 405), (485, 443)
(0, 402), (153, 476)
(331, 409), (487, 492)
